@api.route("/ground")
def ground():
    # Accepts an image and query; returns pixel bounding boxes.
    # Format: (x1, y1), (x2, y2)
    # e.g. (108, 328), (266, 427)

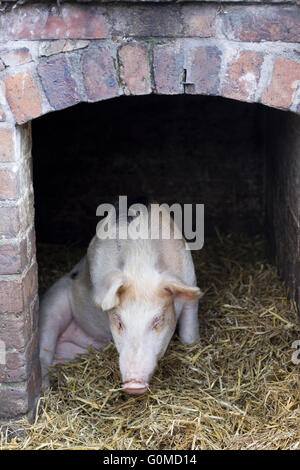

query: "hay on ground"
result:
(1, 233), (299, 450)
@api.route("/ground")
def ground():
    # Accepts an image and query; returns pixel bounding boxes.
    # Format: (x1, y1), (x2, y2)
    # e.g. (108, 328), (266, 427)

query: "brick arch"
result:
(1, 1), (300, 424)
(1, 3), (300, 124)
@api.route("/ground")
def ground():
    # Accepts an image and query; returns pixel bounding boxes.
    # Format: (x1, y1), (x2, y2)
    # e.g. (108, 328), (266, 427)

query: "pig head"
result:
(39, 202), (202, 395)
(89, 236), (202, 394)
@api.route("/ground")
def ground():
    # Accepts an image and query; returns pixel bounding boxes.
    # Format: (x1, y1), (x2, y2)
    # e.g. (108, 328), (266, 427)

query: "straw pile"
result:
(1, 233), (299, 450)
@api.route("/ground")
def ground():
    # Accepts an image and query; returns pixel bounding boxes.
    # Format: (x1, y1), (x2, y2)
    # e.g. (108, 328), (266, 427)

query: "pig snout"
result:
(122, 380), (149, 394)
(119, 346), (156, 395)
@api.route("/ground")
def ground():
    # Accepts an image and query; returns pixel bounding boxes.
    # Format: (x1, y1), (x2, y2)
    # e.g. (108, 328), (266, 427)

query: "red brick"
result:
(5, 71), (42, 124)
(0, 361), (41, 419)
(38, 56), (81, 111)
(186, 46), (222, 95)
(0, 311), (31, 350)
(39, 40), (89, 57)
(23, 192), (35, 232)
(27, 360), (41, 415)
(20, 121), (32, 156)
(153, 44), (184, 95)
(0, 48), (32, 67)
(0, 279), (23, 314)
(112, 5), (182, 38)
(23, 262), (38, 304)
(0, 127), (15, 162)
(222, 50), (264, 102)
(183, 5), (217, 37)
(0, 330), (39, 382)
(30, 295), (39, 332)
(0, 206), (21, 238)
(27, 226), (36, 264)
(0, 239), (28, 275)
(261, 58), (300, 109)
(0, 382), (30, 418)
(2, 4), (108, 40)
(222, 6), (300, 43)
(0, 167), (20, 200)
(118, 44), (151, 96)
(82, 46), (119, 102)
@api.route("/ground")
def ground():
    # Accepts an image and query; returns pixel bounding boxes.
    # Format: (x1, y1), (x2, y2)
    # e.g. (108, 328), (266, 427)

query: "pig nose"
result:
(122, 380), (149, 395)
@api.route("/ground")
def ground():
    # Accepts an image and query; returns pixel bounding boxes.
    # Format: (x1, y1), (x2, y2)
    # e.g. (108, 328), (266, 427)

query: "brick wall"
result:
(0, 122), (40, 420)
(0, 1), (299, 422)
(265, 109), (300, 307)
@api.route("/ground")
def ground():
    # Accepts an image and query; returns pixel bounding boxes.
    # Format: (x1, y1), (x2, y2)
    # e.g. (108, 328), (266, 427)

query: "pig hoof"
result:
(180, 334), (200, 345)
(122, 380), (149, 395)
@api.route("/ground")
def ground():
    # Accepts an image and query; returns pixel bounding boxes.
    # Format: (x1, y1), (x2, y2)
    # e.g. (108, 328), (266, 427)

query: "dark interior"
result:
(32, 94), (266, 249)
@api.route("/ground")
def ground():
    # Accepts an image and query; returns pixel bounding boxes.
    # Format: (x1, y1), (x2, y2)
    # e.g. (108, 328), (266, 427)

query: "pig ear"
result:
(163, 278), (203, 301)
(95, 272), (127, 311)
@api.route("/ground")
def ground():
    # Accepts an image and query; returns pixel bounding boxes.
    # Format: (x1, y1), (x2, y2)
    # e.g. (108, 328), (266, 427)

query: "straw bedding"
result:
(1, 233), (299, 450)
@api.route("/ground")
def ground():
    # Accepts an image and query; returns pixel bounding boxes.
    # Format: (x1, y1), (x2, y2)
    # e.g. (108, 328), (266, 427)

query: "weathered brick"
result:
(1, 4), (108, 40)
(112, 5), (182, 38)
(21, 157), (33, 196)
(27, 226), (36, 264)
(0, 279), (23, 314)
(0, 127), (15, 162)
(18, 191), (35, 234)
(0, 310), (31, 350)
(38, 55), (81, 111)
(153, 43), (184, 95)
(186, 45), (222, 95)
(27, 360), (41, 414)
(182, 5), (217, 37)
(222, 6), (300, 43)
(0, 206), (21, 238)
(0, 330), (39, 382)
(0, 167), (20, 200)
(30, 295), (39, 332)
(23, 262), (38, 305)
(39, 40), (89, 57)
(82, 46), (119, 102)
(0, 361), (40, 419)
(5, 71), (42, 124)
(20, 122), (32, 157)
(118, 44), (151, 96)
(0, 48), (32, 67)
(222, 50), (264, 102)
(261, 58), (300, 109)
(0, 239), (28, 275)
(0, 382), (30, 418)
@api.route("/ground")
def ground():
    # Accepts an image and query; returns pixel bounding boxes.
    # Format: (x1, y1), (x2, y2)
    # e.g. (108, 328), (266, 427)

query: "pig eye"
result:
(152, 314), (164, 330)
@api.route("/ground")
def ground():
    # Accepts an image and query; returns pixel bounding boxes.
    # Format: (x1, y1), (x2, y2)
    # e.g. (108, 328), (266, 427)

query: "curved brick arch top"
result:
(1, 3), (300, 123)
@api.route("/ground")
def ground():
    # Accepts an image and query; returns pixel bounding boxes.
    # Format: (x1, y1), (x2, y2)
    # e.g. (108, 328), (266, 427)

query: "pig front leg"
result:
(178, 300), (200, 344)
(39, 277), (73, 390)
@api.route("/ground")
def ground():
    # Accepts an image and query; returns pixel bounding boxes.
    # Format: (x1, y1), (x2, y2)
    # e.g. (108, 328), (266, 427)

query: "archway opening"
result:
(29, 94), (300, 448)
(32, 94), (265, 248)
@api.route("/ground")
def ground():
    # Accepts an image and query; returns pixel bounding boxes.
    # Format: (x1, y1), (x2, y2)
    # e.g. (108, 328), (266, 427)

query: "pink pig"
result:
(39, 202), (202, 394)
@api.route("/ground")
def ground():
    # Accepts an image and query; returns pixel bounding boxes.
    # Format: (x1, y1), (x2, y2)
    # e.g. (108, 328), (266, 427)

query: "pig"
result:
(39, 201), (202, 394)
